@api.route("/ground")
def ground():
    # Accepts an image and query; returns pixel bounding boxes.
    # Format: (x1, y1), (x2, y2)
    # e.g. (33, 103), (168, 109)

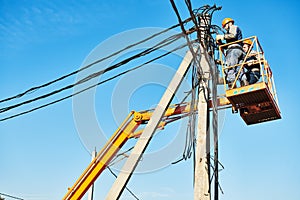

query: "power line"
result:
(169, 1), (199, 174)
(169, 0), (203, 76)
(99, 147), (139, 199)
(0, 192), (24, 200)
(0, 19), (192, 105)
(0, 33), (184, 115)
(107, 166), (140, 200)
(0, 42), (191, 122)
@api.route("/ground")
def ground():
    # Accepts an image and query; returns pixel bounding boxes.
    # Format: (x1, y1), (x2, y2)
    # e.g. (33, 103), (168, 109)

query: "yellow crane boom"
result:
(63, 98), (230, 200)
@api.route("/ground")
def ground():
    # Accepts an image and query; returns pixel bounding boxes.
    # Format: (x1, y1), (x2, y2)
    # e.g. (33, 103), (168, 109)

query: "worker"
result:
(216, 18), (243, 88)
(240, 39), (261, 85)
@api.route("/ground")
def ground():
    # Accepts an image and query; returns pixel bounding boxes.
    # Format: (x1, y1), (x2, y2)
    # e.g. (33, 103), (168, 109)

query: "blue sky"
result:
(1, 0), (300, 200)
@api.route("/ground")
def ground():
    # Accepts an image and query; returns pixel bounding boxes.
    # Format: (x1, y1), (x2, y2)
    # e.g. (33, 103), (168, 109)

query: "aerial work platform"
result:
(219, 36), (281, 125)
(226, 82), (281, 125)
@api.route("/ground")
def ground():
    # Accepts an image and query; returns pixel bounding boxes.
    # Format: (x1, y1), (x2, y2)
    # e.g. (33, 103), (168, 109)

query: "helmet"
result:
(243, 39), (253, 46)
(222, 18), (234, 28)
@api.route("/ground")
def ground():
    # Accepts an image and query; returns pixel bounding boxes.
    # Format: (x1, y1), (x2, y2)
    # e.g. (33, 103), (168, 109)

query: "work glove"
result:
(216, 34), (224, 41)
(246, 60), (255, 66)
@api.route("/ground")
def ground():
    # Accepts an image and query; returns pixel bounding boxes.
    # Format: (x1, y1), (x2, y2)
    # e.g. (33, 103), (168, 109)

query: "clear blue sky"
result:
(1, 0), (300, 200)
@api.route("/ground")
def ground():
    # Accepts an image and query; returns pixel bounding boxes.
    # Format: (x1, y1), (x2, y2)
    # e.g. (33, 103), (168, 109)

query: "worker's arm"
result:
(216, 25), (240, 43)
(224, 25), (239, 40)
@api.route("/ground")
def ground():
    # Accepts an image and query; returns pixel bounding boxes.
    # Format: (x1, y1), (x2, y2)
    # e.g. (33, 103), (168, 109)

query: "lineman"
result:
(216, 18), (243, 88)
(240, 39), (261, 85)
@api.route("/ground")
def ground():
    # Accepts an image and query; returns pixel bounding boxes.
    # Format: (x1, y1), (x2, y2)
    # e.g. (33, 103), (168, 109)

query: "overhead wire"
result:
(0, 192), (24, 200)
(168, 1), (200, 171)
(169, 0), (201, 73)
(184, 0), (207, 77)
(107, 167), (140, 200)
(108, 147), (133, 167)
(185, 0), (201, 40)
(0, 32), (184, 115)
(197, 5), (224, 199)
(209, 157), (225, 195)
(172, 57), (199, 166)
(169, 0), (195, 166)
(0, 19), (193, 104)
(182, 1), (205, 169)
(0, 41), (190, 122)
(168, 4), (225, 197)
(105, 147), (140, 200)
(194, 5), (224, 198)
(0, 3), (227, 199)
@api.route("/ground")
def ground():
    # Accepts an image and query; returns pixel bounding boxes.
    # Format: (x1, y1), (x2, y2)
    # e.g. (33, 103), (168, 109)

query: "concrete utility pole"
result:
(194, 14), (214, 200)
(194, 48), (211, 200)
(106, 10), (219, 200)
(106, 50), (194, 200)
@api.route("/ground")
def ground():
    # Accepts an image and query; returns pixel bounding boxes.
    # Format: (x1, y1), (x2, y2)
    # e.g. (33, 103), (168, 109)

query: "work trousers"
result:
(225, 48), (243, 83)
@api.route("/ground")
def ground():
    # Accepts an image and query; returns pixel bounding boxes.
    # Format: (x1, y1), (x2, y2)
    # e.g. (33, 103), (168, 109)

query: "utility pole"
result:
(105, 8), (219, 200)
(106, 50), (194, 200)
(194, 44), (211, 200)
(87, 148), (97, 200)
(194, 13), (217, 200)
(195, 75), (210, 200)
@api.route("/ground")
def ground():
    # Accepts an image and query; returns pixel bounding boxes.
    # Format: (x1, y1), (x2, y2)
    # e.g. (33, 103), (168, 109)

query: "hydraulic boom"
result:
(63, 99), (229, 200)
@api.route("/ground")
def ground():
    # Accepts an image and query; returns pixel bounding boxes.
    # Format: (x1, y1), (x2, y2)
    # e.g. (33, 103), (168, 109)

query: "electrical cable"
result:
(0, 20), (193, 104)
(170, 0), (203, 164)
(169, 0), (207, 172)
(180, 3), (216, 173)
(108, 147), (134, 167)
(1, 4), (226, 198)
(0, 33), (184, 114)
(185, 0), (201, 40)
(198, 5), (224, 199)
(107, 167), (140, 200)
(209, 157), (225, 194)
(168, 6), (225, 197)
(0, 192), (24, 200)
(197, 6), (224, 199)
(169, 0), (199, 61)
(0, 42), (190, 122)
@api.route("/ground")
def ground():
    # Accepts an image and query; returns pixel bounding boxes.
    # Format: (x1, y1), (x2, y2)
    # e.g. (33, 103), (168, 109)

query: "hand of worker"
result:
(247, 60), (255, 66)
(216, 34), (224, 41)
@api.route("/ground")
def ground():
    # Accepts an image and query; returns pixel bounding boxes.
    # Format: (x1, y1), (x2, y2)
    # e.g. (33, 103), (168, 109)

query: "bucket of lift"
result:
(226, 82), (281, 125)
(218, 36), (281, 125)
